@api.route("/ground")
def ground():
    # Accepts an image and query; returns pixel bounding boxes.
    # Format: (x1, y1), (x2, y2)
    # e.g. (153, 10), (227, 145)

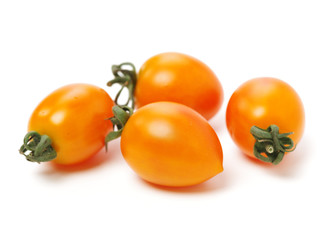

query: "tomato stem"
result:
(250, 125), (295, 165)
(19, 131), (57, 163)
(105, 105), (133, 149)
(106, 62), (137, 109)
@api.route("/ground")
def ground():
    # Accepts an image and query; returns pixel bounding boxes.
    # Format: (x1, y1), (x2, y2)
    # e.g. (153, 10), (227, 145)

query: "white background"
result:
(1, 0), (332, 239)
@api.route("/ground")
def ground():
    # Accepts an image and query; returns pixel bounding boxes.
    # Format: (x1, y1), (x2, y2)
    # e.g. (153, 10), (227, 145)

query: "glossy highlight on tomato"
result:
(120, 101), (223, 187)
(21, 84), (114, 165)
(226, 77), (305, 164)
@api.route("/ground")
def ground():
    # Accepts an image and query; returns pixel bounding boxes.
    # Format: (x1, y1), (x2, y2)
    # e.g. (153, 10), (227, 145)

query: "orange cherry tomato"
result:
(226, 77), (305, 165)
(120, 101), (223, 187)
(135, 52), (224, 120)
(21, 84), (114, 165)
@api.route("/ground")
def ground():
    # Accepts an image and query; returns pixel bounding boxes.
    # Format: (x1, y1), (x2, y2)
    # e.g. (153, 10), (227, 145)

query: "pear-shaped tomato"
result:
(20, 84), (114, 165)
(108, 52), (224, 120)
(120, 101), (223, 187)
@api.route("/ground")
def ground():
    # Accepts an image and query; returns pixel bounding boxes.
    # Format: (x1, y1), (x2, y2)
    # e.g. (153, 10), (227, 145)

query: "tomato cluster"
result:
(19, 52), (305, 187)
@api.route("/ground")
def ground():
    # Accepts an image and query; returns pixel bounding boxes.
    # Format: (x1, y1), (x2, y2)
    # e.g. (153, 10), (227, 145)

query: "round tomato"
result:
(20, 84), (114, 165)
(108, 52), (224, 120)
(120, 101), (223, 187)
(226, 77), (305, 165)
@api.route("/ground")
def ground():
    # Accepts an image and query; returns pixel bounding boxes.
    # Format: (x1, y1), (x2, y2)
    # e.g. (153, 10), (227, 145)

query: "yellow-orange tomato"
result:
(27, 84), (114, 165)
(120, 101), (223, 187)
(135, 52), (223, 120)
(226, 77), (305, 164)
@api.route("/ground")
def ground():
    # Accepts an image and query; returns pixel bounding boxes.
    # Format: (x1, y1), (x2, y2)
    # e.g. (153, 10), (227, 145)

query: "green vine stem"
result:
(19, 131), (57, 163)
(106, 62), (137, 109)
(250, 124), (296, 165)
(105, 105), (133, 149)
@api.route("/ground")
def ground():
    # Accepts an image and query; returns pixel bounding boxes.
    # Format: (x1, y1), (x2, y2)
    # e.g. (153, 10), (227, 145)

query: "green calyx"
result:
(106, 62), (137, 109)
(19, 131), (57, 163)
(250, 124), (296, 165)
(105, 105), (133, 149)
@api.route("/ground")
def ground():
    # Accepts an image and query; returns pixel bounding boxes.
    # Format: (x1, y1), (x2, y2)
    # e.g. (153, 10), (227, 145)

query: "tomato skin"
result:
(28, 84), (114, 165)
(135, 52), (223, 120)
(226, 77), (305, 159)
(120, 101), (223, 187)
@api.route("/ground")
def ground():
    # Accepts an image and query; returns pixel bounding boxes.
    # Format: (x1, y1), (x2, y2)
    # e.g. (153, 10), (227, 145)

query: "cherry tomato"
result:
(226, 77), (305, 164)
(21, 84), (114, 165)
(120, 101), (223, 187)
(135, 52), (223, 120)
